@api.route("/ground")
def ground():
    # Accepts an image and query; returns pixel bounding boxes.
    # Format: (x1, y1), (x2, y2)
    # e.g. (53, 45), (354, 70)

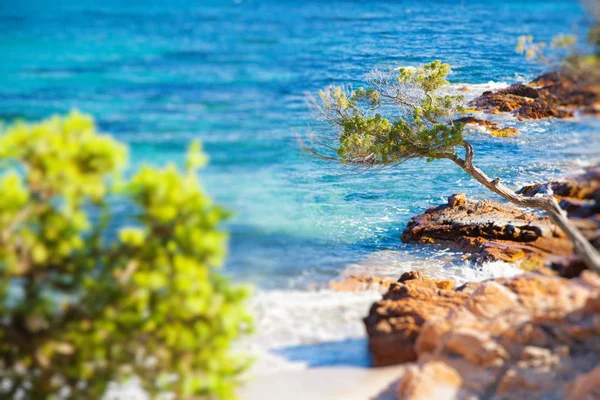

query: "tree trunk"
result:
(443, 141), (600, 274)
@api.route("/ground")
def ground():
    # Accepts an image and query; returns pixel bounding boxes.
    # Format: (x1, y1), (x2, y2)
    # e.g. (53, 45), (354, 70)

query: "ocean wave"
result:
(241, 288), (380, 373)
(341, 249), (522, 284)
(241, 254), (523, 373)
(448, 81), (510, 100)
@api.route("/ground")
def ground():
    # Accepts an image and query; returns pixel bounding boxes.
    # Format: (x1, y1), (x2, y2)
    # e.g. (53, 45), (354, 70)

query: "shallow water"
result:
(3, 0), (599, 288)
(2, 0), (600, 372)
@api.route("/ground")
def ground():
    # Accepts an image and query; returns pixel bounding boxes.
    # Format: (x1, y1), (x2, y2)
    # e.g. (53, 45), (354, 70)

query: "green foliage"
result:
(311, 61), (465, 166)
(0, 112), (251, 399)
(397, 60), (451, 93)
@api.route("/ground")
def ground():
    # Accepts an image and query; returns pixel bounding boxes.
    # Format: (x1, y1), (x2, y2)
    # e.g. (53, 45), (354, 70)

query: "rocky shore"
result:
(363, 167), (600, 398)
(402, 165), (600, 276)
(469, 71), (599, 119)
(338, 71), (600, 399)
(367, 270), (600, 399)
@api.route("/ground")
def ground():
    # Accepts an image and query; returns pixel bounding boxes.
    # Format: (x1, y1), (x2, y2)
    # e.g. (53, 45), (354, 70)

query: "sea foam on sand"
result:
(241, 288), (381, 373)
(105, 254), (523, 398)
(242, 252), (523, 374)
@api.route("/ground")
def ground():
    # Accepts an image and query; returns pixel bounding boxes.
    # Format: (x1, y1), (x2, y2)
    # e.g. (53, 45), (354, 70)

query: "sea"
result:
(2, 0), (599, 382)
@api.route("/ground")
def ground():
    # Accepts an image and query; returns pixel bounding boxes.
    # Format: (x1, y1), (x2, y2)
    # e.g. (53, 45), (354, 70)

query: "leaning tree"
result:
(305, 60), (600, 274)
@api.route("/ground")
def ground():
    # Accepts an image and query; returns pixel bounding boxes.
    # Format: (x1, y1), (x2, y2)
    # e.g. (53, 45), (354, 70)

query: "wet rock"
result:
(470, 87), (534, 114)
(398, 270), (425, 283)
(517, 166), (600, 204)
(502, 83), (540, 99)
(453, 116), (519, 137)
(583, 105), (600, 115)
(514, 101), (573, 120)
(402, 166), (600, 274)
(469, 72), (599, 119)
(371, 271), (600, 399)
(402, 194), (568, 270)
(397, 271), (454, 290)
(529, 71), (574, 87)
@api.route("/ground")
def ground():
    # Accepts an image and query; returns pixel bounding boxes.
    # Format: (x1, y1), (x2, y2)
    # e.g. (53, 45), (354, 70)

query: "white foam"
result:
(448, 81), (510, 100)
(99, 254), (523, 397)
(341, 249), (523, 285)
(240, 250), (524, 375)
(96, 288), (379, 397)
(240, 288), (380, 374)
(453, 260), (523, 281)
(100, 246), (525, 396)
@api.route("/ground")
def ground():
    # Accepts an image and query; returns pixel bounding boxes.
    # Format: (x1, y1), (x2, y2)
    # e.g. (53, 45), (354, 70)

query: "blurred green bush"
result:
(0, 112), (252, 399)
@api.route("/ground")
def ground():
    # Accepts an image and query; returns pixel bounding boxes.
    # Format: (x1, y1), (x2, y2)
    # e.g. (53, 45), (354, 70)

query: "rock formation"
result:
(402, 166), (600, 275)
(365, 271), (464, 367)
(469, 72), (599, 119)
(364, 72), (600, 400)
(329, 275), (398, 292)
(453, 116), (519, 137)
(368, 270), (600, 400)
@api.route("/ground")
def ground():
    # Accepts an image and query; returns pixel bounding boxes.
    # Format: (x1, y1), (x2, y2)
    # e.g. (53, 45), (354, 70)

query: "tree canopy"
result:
(308, 61), (466, 167)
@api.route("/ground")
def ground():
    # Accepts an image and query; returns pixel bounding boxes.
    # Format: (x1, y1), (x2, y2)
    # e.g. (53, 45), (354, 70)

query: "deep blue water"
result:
(1, 0), (599, 289)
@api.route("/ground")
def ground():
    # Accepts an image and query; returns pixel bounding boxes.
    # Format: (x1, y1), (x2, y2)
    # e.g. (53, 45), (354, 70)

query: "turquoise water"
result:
(2, 0), (599, 289)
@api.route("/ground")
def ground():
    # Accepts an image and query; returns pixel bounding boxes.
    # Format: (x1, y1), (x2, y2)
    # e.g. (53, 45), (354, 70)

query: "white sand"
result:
(240, 365), (405, 400)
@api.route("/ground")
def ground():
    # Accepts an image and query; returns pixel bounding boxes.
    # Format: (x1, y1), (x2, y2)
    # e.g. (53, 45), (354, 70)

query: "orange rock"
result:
(434, 280), (454, 290)
(442, 328), (509, 366)
(514, 101), (574, 119)
(469, 84), (537, 114)
(469, 72), (598, 120)
(329, 274), (396, 292)
(364, 273), (462, 366)
(447, 193), (466, 207)
(402, 194), (568, 270)
(565, 365), (600, 400)
(366, 271), (600, 399)
(453, 116), (519, 136)
(397, 362), (463, 400)
(403, 165), (600, 275)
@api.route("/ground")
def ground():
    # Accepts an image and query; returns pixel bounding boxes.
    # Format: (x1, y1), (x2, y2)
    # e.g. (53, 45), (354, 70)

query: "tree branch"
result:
(443, 141), (600, 274)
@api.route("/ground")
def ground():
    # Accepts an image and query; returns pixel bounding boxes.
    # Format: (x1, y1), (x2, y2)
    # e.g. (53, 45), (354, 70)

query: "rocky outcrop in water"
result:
(453, 116), (519, 137)
(469, 72), (599, 119)
(402, 166), (600, 275)
(517, 166), (600, 220)
(371, 270), (600, 400)
(401, 194), (570, 271)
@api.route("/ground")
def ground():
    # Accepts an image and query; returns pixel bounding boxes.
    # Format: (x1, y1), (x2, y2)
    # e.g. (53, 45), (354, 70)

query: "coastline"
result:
(240, 72), (600, 397)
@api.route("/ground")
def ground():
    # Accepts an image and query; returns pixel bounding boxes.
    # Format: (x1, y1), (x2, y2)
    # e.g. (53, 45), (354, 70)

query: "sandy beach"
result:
(240, 366), (405, 400)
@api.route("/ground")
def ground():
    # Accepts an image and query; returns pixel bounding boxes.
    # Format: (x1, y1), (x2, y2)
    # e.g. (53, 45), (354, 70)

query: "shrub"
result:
(0, 112), (252, 399)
